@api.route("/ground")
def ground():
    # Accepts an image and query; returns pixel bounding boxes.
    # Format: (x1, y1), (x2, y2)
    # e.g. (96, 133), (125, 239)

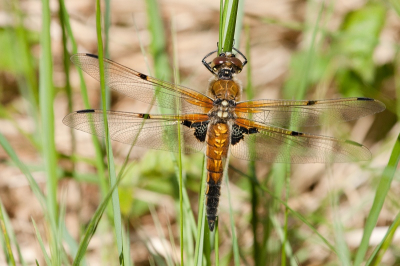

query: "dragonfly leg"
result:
(202, 49), (218, 74)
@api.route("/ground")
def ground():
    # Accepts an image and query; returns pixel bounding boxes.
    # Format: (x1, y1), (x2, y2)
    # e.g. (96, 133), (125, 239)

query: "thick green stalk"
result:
(222, 0), (239, 53)
(218, 0), (225, 54)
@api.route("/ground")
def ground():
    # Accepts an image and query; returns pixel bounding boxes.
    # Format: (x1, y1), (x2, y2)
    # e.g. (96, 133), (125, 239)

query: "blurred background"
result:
(0, 0), (399, 265)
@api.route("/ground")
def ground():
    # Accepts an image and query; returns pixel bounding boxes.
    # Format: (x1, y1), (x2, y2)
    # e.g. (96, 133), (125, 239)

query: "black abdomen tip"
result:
(207, 216), (217, 231)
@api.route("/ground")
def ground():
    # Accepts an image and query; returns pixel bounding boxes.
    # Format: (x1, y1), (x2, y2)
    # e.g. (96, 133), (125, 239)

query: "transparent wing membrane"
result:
(236, 97), (385, 128)
(67, 54), (385, 163)
(63, 110), (208, 153)
(230, 118), (371, 163)
(71, 54), (213, 113)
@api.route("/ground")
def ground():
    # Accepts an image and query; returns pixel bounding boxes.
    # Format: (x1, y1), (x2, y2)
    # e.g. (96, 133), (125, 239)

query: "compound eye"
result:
(230, 57), (243, 72)
(211, 56), (228, 70)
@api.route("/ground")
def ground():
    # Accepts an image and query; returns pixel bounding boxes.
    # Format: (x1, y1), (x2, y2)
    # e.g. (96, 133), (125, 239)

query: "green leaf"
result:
(336, 3), (386, 83)
(354, 133), (400, 266)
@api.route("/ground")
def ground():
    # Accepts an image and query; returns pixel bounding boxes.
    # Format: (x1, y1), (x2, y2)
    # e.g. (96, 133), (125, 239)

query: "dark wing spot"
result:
(248, 128), (258, 134)
(307, 100), (316, 105)
(357, 97), (373, 101)
(231, 124), (244, 145)
(77, 109), (95, 113)
(86, 54), (98, 59)
(181, 120), (192, 127)
(139, 73), (147, 80)
(231, 124), (258, 145)
(191, 121), (209, 142)
(291, 131), (303, 136)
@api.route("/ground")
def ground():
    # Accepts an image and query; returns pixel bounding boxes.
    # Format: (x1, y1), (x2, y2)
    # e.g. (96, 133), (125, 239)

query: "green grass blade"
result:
(365, 211), (400, 266)
(328, 170), (351, 266)
(230, 166), (337, 253)
(214, 220), (219, 266)
(31, 218), (52, 266)
(244, 26), (260, 265)
(59, 0), (108, 199)
(218, 0), (224, 54)
(0, 203), (16, 266)
(10, 0), (40, 130)
(149, 205), (175, 266)
(224, 162), (240, 266)
(0, 133), (46, 207)
(354, 133), (400, 265)
(73, 175), (124, 265)
(194, 157), (207, 265)
(171, 15), (185, 264)
(222, 0), (239, 53)
(39, 0), (61, 256)
(95, 0), (124, 262)
(270, 215), (296, 266)
(122, 224), (133, 266)
(0, 200), (27, 266)
(58, 0), (75, 164)
(203, 218), (211, 265)
(281, 166), (290, 266)
(104, 0), (111, 108)
(57, 192), (68, 266)
(63, 225), (83, 265)
(39, 0), (58, 224)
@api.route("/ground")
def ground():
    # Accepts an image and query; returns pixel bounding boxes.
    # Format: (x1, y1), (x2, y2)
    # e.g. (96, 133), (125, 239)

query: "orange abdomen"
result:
(205, 123), (230, 231)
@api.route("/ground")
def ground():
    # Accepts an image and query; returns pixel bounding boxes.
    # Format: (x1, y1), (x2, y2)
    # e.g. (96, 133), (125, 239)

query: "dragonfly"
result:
(63, 49), (385, 231)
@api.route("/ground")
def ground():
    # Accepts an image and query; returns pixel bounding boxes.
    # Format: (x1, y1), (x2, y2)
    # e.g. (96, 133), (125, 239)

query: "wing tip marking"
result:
(139, 73), (148, 80)
(77, 109), (95, 113)
(290, 131), (303, 136)
(86, 54), (99, 59)
(357, 97), (373, 101)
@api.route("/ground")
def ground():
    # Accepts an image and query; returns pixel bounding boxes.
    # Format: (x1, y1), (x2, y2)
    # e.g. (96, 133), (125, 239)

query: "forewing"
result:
(63, 110), (209, 153)
(235, 98), (385, 128)
(230, 118), (371, 163)
(70, 54), (214, 113)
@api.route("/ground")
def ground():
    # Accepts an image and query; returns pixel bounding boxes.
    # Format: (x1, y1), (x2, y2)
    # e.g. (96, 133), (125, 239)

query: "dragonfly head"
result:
(211, 52), (243, 80)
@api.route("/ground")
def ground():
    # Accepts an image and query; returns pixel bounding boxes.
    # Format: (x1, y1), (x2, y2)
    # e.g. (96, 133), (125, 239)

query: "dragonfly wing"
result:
(230, 118), (371, 163)
(235, 97), (385, 128)
(63, 110), (209, 153)
(71, 54), (214, 114)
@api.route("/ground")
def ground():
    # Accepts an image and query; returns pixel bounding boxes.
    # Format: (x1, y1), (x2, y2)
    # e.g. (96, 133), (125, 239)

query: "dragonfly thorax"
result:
(208, 98), (237, 122)
(208, 79), (242, 101)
